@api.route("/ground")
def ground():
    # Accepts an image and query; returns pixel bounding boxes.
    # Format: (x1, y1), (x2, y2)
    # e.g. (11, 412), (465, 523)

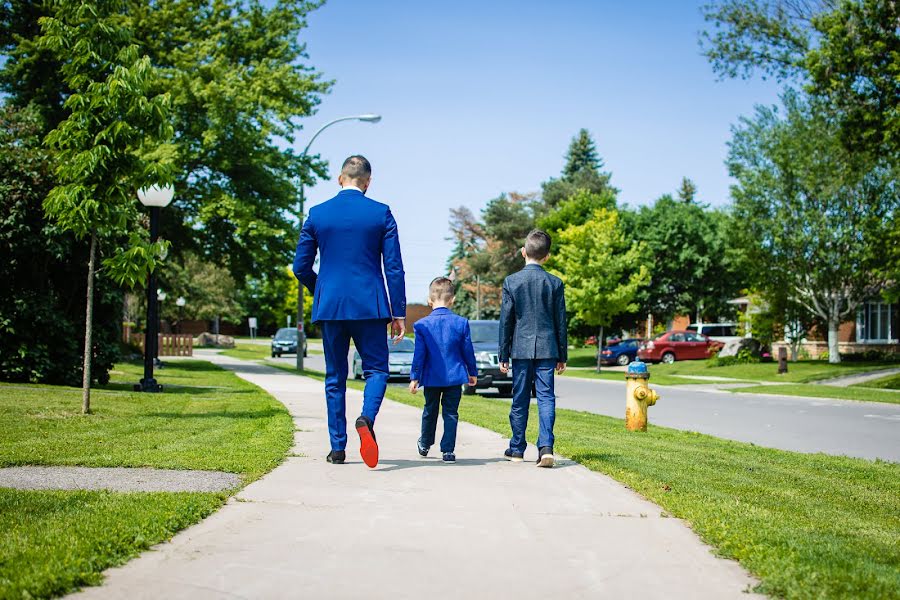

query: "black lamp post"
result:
(136, 184), (174, 393)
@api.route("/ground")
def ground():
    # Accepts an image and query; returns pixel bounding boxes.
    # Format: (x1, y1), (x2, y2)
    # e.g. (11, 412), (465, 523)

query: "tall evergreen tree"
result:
(563, 128), (602, 178)
(677, 177), (697, 203)
(542, 129), (613, 209)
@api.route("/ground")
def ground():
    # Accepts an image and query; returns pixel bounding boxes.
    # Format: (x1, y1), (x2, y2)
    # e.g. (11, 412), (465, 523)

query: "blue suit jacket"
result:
(409, 307), (477, 387)
(293, 189), (406, 322)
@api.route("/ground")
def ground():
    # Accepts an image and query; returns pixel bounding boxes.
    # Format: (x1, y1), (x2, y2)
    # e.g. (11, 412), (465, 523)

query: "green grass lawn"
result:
(854, 372), (900, 390)
(221, 342), (321, 362)
(221, 342), (275, 361)
(561, 368), (746, 386)
(0, 360), (293, 598)
(730, 383), (900, 404)
(646, 359), (894, 384)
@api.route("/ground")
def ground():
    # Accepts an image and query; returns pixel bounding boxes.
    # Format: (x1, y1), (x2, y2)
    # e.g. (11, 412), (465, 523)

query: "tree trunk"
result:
(827, 316), (841, 364)
(595, 325), (603, 373)
(81, 230), (97, 415)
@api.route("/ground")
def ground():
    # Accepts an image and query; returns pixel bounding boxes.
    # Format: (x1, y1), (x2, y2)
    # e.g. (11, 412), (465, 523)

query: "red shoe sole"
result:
(356, 424), (379, 468)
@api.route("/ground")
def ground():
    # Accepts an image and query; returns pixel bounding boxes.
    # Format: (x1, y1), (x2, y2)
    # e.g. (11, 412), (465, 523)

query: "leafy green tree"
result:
(38, 0), (174, 412)
(541, 129), (614, 209)
(2, 0), (331, 323)
(702, 0), (900, 158)
(162, 253), (243, 325)
(0, 103), (122, 386)
(239, 266), (313, 333)
(481, 193), (538, 281)
(537, 189), (617, 241)
(553, 209), (649, 371)
(622, 194), (741, 324)
(127, 0), (332, 282)
(728, 92), (897, 363)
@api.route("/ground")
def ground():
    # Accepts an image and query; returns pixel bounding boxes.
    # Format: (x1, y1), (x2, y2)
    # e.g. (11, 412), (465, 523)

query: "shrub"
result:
(709, 347), (760, 367)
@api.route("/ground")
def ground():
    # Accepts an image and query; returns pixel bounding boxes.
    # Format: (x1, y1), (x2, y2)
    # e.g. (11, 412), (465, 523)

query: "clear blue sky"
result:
(296, 0), (780, 304)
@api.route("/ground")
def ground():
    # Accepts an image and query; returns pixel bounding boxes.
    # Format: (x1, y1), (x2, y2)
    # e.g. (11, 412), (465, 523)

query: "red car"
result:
(637, 330), (723, 364)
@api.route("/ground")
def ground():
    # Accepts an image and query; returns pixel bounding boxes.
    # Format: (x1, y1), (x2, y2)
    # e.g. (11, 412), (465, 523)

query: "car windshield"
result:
(275, 329), (297, 341)
(389, 339), (415, 353)
(469, 322), (499, 344)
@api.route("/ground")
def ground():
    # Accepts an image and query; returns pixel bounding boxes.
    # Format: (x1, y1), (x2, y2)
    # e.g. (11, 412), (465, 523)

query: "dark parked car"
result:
(353, 337), (416, 381)
(271, 327), (307, 358)
(599, 338), (643, 366)
(637, 330), (723, 364)
(465, 320), (513, 397)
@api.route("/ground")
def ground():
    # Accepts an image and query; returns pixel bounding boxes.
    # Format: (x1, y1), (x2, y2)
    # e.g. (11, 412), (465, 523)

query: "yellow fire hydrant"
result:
(625, 359), (659, 432)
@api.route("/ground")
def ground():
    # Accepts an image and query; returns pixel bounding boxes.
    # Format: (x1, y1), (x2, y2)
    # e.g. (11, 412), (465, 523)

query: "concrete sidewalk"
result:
(72, 355), (760, 599)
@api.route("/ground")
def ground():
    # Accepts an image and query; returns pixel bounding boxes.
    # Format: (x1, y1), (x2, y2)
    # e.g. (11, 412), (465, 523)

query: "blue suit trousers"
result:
(321, 319), (388, 451)
(509, 358), (556, 453)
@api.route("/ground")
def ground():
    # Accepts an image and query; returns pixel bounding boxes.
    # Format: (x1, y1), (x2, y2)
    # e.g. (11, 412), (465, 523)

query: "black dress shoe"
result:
(536, 446), (555, 468)
(504, 448), (524, 462)
(326, 450), (346, 464)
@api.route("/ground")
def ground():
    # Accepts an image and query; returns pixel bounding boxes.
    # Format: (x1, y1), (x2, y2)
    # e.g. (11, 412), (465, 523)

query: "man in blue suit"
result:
(293, 155), (406, 468)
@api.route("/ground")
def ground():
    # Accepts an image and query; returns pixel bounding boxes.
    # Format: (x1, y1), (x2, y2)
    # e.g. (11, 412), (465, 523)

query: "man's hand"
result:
(467, 375), (477, 386)
(499, 362), (509, 374)
(556, 362), (567, 375)
(391, 318), (406, 344)
(408, 380), (418, 395)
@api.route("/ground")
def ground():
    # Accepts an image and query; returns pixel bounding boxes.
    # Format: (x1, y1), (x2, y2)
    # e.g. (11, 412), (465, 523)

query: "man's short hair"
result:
(524, 229), (552, 260)
(341, 155), (371, 182)
(429, 277), (455, 303)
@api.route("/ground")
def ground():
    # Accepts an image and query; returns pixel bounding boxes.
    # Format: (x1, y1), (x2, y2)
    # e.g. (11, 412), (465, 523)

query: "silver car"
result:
(353, 337), (415, 380)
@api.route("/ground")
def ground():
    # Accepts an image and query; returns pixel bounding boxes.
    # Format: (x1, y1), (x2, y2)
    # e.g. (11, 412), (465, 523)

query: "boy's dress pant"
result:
(509, 358), (556, 453)
(420, 385), (463, 453)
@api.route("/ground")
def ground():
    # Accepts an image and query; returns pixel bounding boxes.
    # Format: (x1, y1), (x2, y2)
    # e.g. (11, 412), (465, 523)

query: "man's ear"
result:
(520, 247), (527, 259)
(337, 174), (344, 187)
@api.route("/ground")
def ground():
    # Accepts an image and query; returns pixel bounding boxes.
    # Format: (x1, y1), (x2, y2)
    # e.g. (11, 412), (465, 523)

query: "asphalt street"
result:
(271, 350), (900, 463)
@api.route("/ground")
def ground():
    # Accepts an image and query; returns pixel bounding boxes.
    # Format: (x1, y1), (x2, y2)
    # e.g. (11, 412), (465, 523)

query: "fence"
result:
(132, 333), (194, 357)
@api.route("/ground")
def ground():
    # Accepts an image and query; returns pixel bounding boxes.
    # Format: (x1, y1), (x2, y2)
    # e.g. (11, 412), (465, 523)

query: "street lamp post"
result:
(156, 289), (167, 367)
(136, 185), (174, 392)
(295, 114), (382, 371)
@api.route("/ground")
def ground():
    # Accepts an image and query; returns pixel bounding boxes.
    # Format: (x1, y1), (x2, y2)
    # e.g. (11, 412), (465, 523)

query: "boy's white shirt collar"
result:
(341, 185), (363, 193)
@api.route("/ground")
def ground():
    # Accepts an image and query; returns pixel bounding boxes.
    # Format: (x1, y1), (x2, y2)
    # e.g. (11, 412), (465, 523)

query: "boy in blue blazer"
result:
(408, 277), (477, 463)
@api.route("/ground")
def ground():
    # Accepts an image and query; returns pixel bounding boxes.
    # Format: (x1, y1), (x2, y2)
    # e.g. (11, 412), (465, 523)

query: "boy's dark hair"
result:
(429, 277), (455, 303)
(524, 229), (552, 260)
(341, 155), (371, 180)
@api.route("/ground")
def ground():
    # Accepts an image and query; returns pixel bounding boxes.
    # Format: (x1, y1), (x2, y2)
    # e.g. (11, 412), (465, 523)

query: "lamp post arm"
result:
(302, 116), (366, 157)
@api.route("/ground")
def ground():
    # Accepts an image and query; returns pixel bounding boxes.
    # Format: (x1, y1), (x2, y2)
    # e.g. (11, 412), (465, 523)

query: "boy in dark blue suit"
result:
(499, 229), (567, 468)
(408, 277), (477, 463)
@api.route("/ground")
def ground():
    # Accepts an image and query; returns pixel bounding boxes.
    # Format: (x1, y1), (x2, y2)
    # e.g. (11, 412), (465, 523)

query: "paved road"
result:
(268, 350), (900, 463)
(73, 355), (758, 599)
(555, 376), (900, 462)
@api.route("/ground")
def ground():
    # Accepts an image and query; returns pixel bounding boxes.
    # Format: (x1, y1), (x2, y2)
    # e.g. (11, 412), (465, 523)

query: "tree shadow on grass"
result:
(147, 408), (285, 419)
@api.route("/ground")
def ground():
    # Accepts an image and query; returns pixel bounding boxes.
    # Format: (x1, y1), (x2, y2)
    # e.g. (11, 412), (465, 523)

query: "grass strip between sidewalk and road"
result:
(273, 362), (900, 599)
(0, 360), (293, 599)
(728, 383), (900, 404)
(853, 373), (900, 390)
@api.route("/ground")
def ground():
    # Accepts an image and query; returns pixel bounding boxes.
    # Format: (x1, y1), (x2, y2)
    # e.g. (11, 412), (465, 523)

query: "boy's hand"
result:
(408, 380), (418, 394)
(556, 362), (567, 375)
(391, 318), (406, 343)
(467, 375), (477, 386)
(499, 362), (509, 374)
